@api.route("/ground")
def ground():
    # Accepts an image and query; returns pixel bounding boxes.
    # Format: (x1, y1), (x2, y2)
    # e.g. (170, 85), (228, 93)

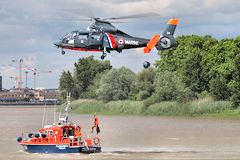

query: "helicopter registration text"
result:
(125, 40), (139, 45)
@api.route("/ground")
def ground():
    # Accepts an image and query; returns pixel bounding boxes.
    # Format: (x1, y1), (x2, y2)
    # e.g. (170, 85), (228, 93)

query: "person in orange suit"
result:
(91, 113), (100, 134)
(75, 126), (82, 144)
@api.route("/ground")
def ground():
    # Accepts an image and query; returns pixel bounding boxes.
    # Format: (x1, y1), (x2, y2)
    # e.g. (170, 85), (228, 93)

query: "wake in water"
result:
(101, 147), (198, 154)
(16, 147), (198, 159)
(15, 148), (240, 160)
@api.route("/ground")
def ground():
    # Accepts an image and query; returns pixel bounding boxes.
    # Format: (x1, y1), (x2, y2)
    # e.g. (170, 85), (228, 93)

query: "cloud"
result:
(203, 0), (240, 13)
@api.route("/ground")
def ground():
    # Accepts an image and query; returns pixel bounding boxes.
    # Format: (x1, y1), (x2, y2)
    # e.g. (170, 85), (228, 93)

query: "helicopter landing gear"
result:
(62, 50), (65, 55)
(101, 47), (107, 60)
(101, 52), (107, 60)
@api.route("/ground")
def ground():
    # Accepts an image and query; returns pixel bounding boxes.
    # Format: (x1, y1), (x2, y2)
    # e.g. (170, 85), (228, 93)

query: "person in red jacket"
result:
(91, 113), (100, 134)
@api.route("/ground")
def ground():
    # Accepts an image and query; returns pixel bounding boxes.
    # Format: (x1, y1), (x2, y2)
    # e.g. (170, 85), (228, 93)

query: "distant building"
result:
(0, 89), (34, 102)
(33, 89), (59, 101)
(0, 88), (59, 102)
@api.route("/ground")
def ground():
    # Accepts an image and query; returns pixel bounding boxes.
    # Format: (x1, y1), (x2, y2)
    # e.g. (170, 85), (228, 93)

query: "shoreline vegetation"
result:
(59, 98), (240, 119)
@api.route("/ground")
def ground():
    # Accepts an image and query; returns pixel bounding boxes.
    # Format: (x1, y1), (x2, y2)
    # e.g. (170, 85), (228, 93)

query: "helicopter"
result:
(54, 15), (179, 68)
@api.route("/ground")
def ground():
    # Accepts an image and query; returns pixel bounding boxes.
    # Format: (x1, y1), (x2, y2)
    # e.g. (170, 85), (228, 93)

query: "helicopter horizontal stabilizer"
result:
(144, 34), (160, 54)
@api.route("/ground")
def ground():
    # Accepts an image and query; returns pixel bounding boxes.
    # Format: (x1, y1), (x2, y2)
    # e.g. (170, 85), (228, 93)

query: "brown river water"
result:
(1, 106), (240, 160)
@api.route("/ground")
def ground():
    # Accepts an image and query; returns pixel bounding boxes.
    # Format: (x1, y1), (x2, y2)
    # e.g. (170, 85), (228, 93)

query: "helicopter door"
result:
(75, 34), (88, 46)
(88, 33), (103, 47)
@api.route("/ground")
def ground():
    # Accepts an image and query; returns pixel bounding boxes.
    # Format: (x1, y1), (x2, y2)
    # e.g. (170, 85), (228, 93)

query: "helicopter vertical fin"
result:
(163, 18), (179, 36)
(104, 33), (117, 49)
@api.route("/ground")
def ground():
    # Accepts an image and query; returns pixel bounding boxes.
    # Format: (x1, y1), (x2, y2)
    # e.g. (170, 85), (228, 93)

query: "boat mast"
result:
(64, 92), (71, 122)
(42, 103), (46, 127)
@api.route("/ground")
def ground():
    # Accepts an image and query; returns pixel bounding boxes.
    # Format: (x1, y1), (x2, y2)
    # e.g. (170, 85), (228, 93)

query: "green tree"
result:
(97, 67), (136, 102)
(157, 35), (217, 92)
(153, 71), (195, 102)
(136, 68), (156, 100)
(157, 35), (240, 102)
(73, 56), (112, 98)
(182, 50), (209, 93)
(84, 73), (105, 99)
(209, 76), (231, 100)
(207, 38), (239, 101)
(230, 54), (240, 107)
(59, 71), (76, 99)
(157, 35), (212, 73)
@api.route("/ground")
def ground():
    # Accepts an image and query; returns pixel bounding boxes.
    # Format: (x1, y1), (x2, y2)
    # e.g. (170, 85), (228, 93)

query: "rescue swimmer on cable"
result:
(54, 13), (179, 68)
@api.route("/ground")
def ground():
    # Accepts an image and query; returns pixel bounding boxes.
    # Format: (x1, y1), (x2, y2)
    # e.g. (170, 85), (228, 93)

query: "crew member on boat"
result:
(91, 113), (100, 134)
(75, 126), (82, 144)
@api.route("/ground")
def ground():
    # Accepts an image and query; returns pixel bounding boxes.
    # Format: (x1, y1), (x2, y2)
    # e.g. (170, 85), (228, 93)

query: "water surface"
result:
(1, 106), (240, 159)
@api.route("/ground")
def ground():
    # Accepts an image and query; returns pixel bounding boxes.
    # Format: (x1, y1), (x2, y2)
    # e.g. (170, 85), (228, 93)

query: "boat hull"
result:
(21, 144), (101, 154)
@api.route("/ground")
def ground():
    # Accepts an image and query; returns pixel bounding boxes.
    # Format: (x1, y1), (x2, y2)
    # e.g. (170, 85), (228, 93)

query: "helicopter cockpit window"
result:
(71, 31), (79, 38)
(64, 31), (80, 39)
(64, 33), (71, 38)
(78, 35), (87, 40)
(72, 33), (77, 37)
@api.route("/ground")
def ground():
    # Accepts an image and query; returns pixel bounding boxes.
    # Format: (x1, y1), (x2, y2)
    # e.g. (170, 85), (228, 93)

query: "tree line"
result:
(59, 35), (240, 107)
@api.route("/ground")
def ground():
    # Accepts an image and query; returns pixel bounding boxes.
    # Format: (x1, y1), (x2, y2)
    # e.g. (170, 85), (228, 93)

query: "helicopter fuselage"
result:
(54, 30), (149, 53)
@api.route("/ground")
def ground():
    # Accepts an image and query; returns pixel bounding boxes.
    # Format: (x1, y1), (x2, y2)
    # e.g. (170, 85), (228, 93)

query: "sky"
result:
(0, 0), (240, 89)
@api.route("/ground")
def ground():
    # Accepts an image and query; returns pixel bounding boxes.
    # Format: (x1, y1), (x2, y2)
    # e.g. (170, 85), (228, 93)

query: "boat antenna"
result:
(42, 103), (47, 127)
(53, 101), (56, 124)
(64, 92), (71, 122)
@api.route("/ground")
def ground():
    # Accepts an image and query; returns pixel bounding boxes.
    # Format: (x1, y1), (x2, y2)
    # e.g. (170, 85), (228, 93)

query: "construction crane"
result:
(1, 64), (18, 89)
(34, 70), (53, 89)
(11, 58), (34, 89)
(12, 59), (23, 89)
(3, 64), (30, 89)
(2, 59), (52, 89)
(9, 76), (18, 89)
(25, 71), (29, 88)
(24, 68), (52, 89)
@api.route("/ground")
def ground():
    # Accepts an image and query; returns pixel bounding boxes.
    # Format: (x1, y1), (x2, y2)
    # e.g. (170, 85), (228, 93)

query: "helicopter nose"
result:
(54, 41), (61, 48)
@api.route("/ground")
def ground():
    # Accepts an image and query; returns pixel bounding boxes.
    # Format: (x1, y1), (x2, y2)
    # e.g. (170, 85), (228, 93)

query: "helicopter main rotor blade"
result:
(43, 17), (93, 22)
(103, 12), (160, 21)
(35, 12), (160, 23)
(37, 8), (95, 22)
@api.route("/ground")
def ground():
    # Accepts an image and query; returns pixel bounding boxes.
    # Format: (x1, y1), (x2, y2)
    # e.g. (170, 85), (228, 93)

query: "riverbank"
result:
(58, 98), (240, 118)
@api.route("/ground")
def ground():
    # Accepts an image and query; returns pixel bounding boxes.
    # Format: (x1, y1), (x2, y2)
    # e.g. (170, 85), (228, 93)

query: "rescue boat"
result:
(17, 93), (101, 154)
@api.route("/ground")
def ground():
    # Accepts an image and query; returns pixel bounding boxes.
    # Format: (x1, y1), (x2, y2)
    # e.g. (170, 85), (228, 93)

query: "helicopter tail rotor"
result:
(156, 18), (179, 50)
(144, 18), (179, 53)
